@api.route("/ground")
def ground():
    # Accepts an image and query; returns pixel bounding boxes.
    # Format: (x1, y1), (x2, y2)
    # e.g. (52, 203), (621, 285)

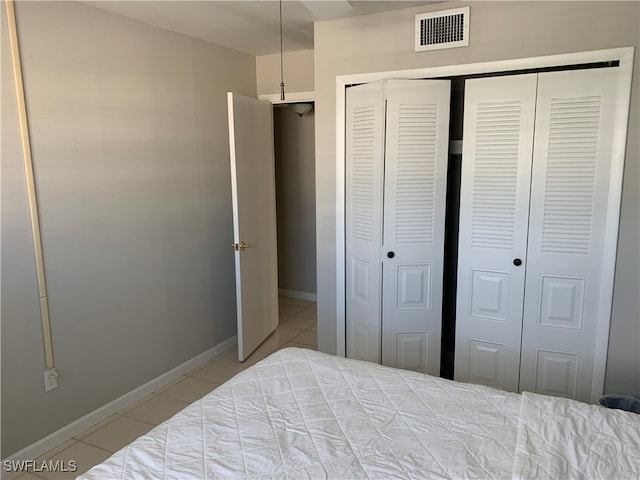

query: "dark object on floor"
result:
(597, 394), (640, 414)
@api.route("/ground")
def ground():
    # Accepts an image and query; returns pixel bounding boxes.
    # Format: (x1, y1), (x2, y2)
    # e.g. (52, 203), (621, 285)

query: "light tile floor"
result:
(9, 296), (317, 480)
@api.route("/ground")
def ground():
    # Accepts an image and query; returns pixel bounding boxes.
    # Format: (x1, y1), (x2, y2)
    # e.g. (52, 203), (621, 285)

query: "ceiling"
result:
(82, 1), (436, 56)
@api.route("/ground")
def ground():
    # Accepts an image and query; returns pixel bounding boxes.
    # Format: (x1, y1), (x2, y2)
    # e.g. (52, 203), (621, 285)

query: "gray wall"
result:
(1, 1), (256, 457)
(274, 106), (317, 295)
(256, 50), (314, 96)
(314, 1), (640, 396)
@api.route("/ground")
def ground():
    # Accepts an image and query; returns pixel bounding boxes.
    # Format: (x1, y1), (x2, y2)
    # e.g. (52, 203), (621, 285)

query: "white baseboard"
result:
(3, 335), (238, 463)
(278, 289), (317, 302)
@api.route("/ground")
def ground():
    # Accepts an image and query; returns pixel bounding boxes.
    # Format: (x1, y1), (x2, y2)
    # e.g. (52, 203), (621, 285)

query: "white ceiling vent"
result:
(415, 7), (469, 52)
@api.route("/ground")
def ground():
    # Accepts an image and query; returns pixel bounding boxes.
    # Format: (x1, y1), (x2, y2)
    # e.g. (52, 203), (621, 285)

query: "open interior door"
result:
(227, 92), (279, 361)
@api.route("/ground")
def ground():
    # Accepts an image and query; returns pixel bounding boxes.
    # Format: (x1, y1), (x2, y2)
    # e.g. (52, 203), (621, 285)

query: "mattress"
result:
(513, 391), (640, 480)
(78, 348), (639, 480)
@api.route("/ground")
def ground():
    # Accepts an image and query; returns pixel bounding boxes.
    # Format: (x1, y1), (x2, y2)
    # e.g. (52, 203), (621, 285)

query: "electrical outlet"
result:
(43, 368), (58, 392)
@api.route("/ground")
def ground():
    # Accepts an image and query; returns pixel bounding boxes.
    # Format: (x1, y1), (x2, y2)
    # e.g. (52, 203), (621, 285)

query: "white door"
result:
(519, 68), (619, 402)
(381, 79), (450, 375)
(227, 92), (279, 361)
(455, 68), (622, 402)
(346, 79), (451, 375)
(455, 74), (538, 392)
(345, 81), (386, 363)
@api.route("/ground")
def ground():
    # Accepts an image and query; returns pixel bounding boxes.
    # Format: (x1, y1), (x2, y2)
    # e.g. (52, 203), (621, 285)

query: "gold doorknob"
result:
(232, 241), (253, 251)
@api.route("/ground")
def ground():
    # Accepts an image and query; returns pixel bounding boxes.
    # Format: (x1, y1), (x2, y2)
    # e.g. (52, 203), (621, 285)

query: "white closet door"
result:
(346, 81), (385, 363)
(381, 79), (451, 375)
(455, 74), (538, 392)
(519, 68), (619, 402)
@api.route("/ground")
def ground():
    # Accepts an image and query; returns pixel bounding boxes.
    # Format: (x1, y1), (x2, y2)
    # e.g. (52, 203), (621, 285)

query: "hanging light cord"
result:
(279, 0), (285, 100)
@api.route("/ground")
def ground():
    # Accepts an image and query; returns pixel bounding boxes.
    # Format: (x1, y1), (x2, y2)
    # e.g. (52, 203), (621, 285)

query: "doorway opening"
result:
(273, 103), (317, 301)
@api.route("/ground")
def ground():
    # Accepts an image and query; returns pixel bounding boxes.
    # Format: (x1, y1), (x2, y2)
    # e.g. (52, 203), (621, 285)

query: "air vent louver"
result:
(415, 7), (469, 52)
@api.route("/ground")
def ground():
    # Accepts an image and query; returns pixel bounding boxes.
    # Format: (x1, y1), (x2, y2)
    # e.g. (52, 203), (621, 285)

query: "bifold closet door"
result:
(345, 81), (386, 363)
(454, 74), (538, 392)
(381, 80), (450, 375)
(346, 79), (451, 374)
(519, 68), (619, 402)
(456, 68), (622, 402)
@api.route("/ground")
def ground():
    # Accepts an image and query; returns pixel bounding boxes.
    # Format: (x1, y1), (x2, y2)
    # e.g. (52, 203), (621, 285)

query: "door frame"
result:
(335, 47), (634, 400)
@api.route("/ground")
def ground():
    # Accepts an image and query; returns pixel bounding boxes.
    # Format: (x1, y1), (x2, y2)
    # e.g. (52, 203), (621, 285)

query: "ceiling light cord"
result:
(279, 0), (285, 100)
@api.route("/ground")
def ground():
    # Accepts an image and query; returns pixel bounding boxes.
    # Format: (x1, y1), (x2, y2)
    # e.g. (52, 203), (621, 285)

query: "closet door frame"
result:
(335, 47), (633, 400)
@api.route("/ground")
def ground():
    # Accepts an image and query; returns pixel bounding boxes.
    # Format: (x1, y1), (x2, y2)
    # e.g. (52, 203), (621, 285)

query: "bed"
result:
(79, 348), (640, 479)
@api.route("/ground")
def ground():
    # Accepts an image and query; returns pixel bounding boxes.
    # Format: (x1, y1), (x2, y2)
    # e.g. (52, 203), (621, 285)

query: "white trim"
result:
(3, 335), (238, 463)
(227, 92), (245, 359)
(279, 289), (317, 302)
(335, 47), (634, 403)
(336, 75), (347, 358)
(336, 48), (633, 86)
(591, 47), (635, 402)
(259, 91), (315, 104)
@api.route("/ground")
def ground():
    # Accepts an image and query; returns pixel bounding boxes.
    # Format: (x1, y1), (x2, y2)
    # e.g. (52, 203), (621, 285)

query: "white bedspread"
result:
(78, 348), (639, 480)
(512, 391), (640, 480)
(79, 348), (521, 479)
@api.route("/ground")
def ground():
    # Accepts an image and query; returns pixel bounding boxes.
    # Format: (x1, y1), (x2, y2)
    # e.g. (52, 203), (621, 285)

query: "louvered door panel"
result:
(350, 104), (378, 242)
(470, 100), (521, 250)
(539, 96), (601, 255)
(519, 68), (619, 402)
(381, 79), (451, 376)
(394, 103), (438, 245)
(346, 81), (385, 363)
(455, 74), (538, 392)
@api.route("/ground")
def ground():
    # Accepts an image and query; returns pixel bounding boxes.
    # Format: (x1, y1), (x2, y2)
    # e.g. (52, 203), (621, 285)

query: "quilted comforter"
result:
(79, 348), (639, 479)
